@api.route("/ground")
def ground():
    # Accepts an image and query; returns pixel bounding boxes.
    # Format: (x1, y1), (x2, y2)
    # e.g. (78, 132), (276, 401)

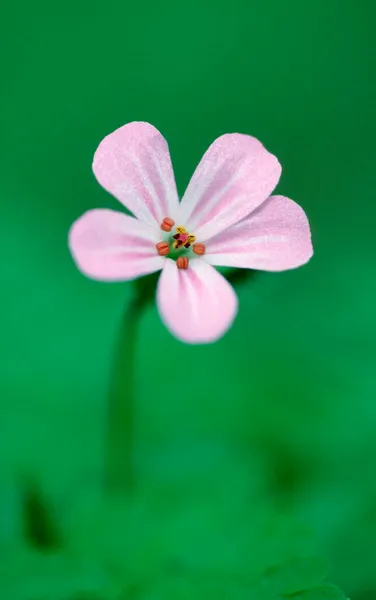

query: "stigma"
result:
(172, 225), (196, 249)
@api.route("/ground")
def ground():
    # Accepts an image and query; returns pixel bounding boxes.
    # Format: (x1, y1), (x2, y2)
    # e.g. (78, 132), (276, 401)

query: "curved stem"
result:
(104, 294), (142, 495)
(102, 267), (256, 495)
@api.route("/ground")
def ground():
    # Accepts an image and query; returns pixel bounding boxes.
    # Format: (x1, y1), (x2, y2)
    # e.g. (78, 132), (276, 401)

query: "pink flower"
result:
(69, 122), (313, 344)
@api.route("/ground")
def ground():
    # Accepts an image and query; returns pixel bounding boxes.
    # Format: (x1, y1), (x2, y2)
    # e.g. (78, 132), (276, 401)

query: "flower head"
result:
(69, 122), (313, 343)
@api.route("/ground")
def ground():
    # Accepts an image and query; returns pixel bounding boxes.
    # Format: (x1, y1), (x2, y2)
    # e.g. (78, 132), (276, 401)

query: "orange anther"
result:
(176, 256), (189, 270)
(156, 241), (170, 256)
(160, 217), (175, 232)
(192, 243), (206, 256)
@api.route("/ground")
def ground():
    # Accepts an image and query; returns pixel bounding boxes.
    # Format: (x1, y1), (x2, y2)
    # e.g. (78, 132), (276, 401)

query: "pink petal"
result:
(92, 122), (180, 228)
(204, 195), (313, 271)
(178, 133), (281, 241)
(156, 258), (238, 344)
(68, 209), (164, 281)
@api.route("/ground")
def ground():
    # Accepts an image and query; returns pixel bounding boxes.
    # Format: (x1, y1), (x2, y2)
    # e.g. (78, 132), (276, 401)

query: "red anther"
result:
(160, 217), (175, 232)
(176, 256), (189, 270)
(156, 241), (170, 256)
(192, 243), (206, 256)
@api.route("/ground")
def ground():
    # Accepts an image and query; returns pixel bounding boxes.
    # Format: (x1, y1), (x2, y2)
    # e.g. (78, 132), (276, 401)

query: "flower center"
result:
(156, 218), (206, 268)
(172, 225), (196, 249)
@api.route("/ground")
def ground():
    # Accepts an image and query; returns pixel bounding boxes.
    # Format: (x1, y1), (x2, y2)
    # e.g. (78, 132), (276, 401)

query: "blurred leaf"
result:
(260, 556), (329, 595)
(64, 493), (347, 600)
(283, 584), (348, 599)
(20, 477), (61, 551)
(0, 546), (110, 600)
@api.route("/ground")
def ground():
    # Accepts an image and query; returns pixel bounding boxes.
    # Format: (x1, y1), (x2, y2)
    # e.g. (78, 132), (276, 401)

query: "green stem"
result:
(104, 294), (143, 495)
(102, 267), (256, 495)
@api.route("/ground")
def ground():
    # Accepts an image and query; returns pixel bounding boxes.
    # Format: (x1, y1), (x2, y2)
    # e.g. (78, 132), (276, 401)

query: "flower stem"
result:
(104, 293), (143, 495)
(102, 267), (256, 495)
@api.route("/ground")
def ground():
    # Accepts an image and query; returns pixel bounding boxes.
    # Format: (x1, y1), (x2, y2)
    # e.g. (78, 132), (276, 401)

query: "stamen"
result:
(176, 256), (189, 270)
(160, 217), (175, 232)
(193, 243), (205, 256)
(156, 241), (170, 256)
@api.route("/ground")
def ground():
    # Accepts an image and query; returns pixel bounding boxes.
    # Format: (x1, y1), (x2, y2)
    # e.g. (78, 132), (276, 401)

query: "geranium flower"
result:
(69, 122), (312, 343)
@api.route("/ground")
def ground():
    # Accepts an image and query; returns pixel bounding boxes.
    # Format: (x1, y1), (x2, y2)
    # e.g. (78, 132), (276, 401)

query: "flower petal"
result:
(156, 258), (238, 344)
(204, 195), (313, 271)
(178, 133), (281, 241)
(69, 209), (164, 281)
(92, 122), (180, 228)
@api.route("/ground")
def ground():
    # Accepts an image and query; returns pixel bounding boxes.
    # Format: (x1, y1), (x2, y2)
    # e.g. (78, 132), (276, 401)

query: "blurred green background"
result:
(1, 0), (375, 598)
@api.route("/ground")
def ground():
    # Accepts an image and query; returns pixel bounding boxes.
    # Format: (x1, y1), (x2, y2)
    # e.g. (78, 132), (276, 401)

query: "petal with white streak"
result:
(204, 195), (313, 271)
(69, 209), (164, 281)
(157, 258), (238, 343)
(93, 122), (180, 228)
(178, 133), (281, 240)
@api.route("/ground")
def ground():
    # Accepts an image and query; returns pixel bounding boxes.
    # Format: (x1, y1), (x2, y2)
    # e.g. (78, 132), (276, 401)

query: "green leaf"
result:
(261, 556), (329, 595)
(283, 583), (348, 600)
